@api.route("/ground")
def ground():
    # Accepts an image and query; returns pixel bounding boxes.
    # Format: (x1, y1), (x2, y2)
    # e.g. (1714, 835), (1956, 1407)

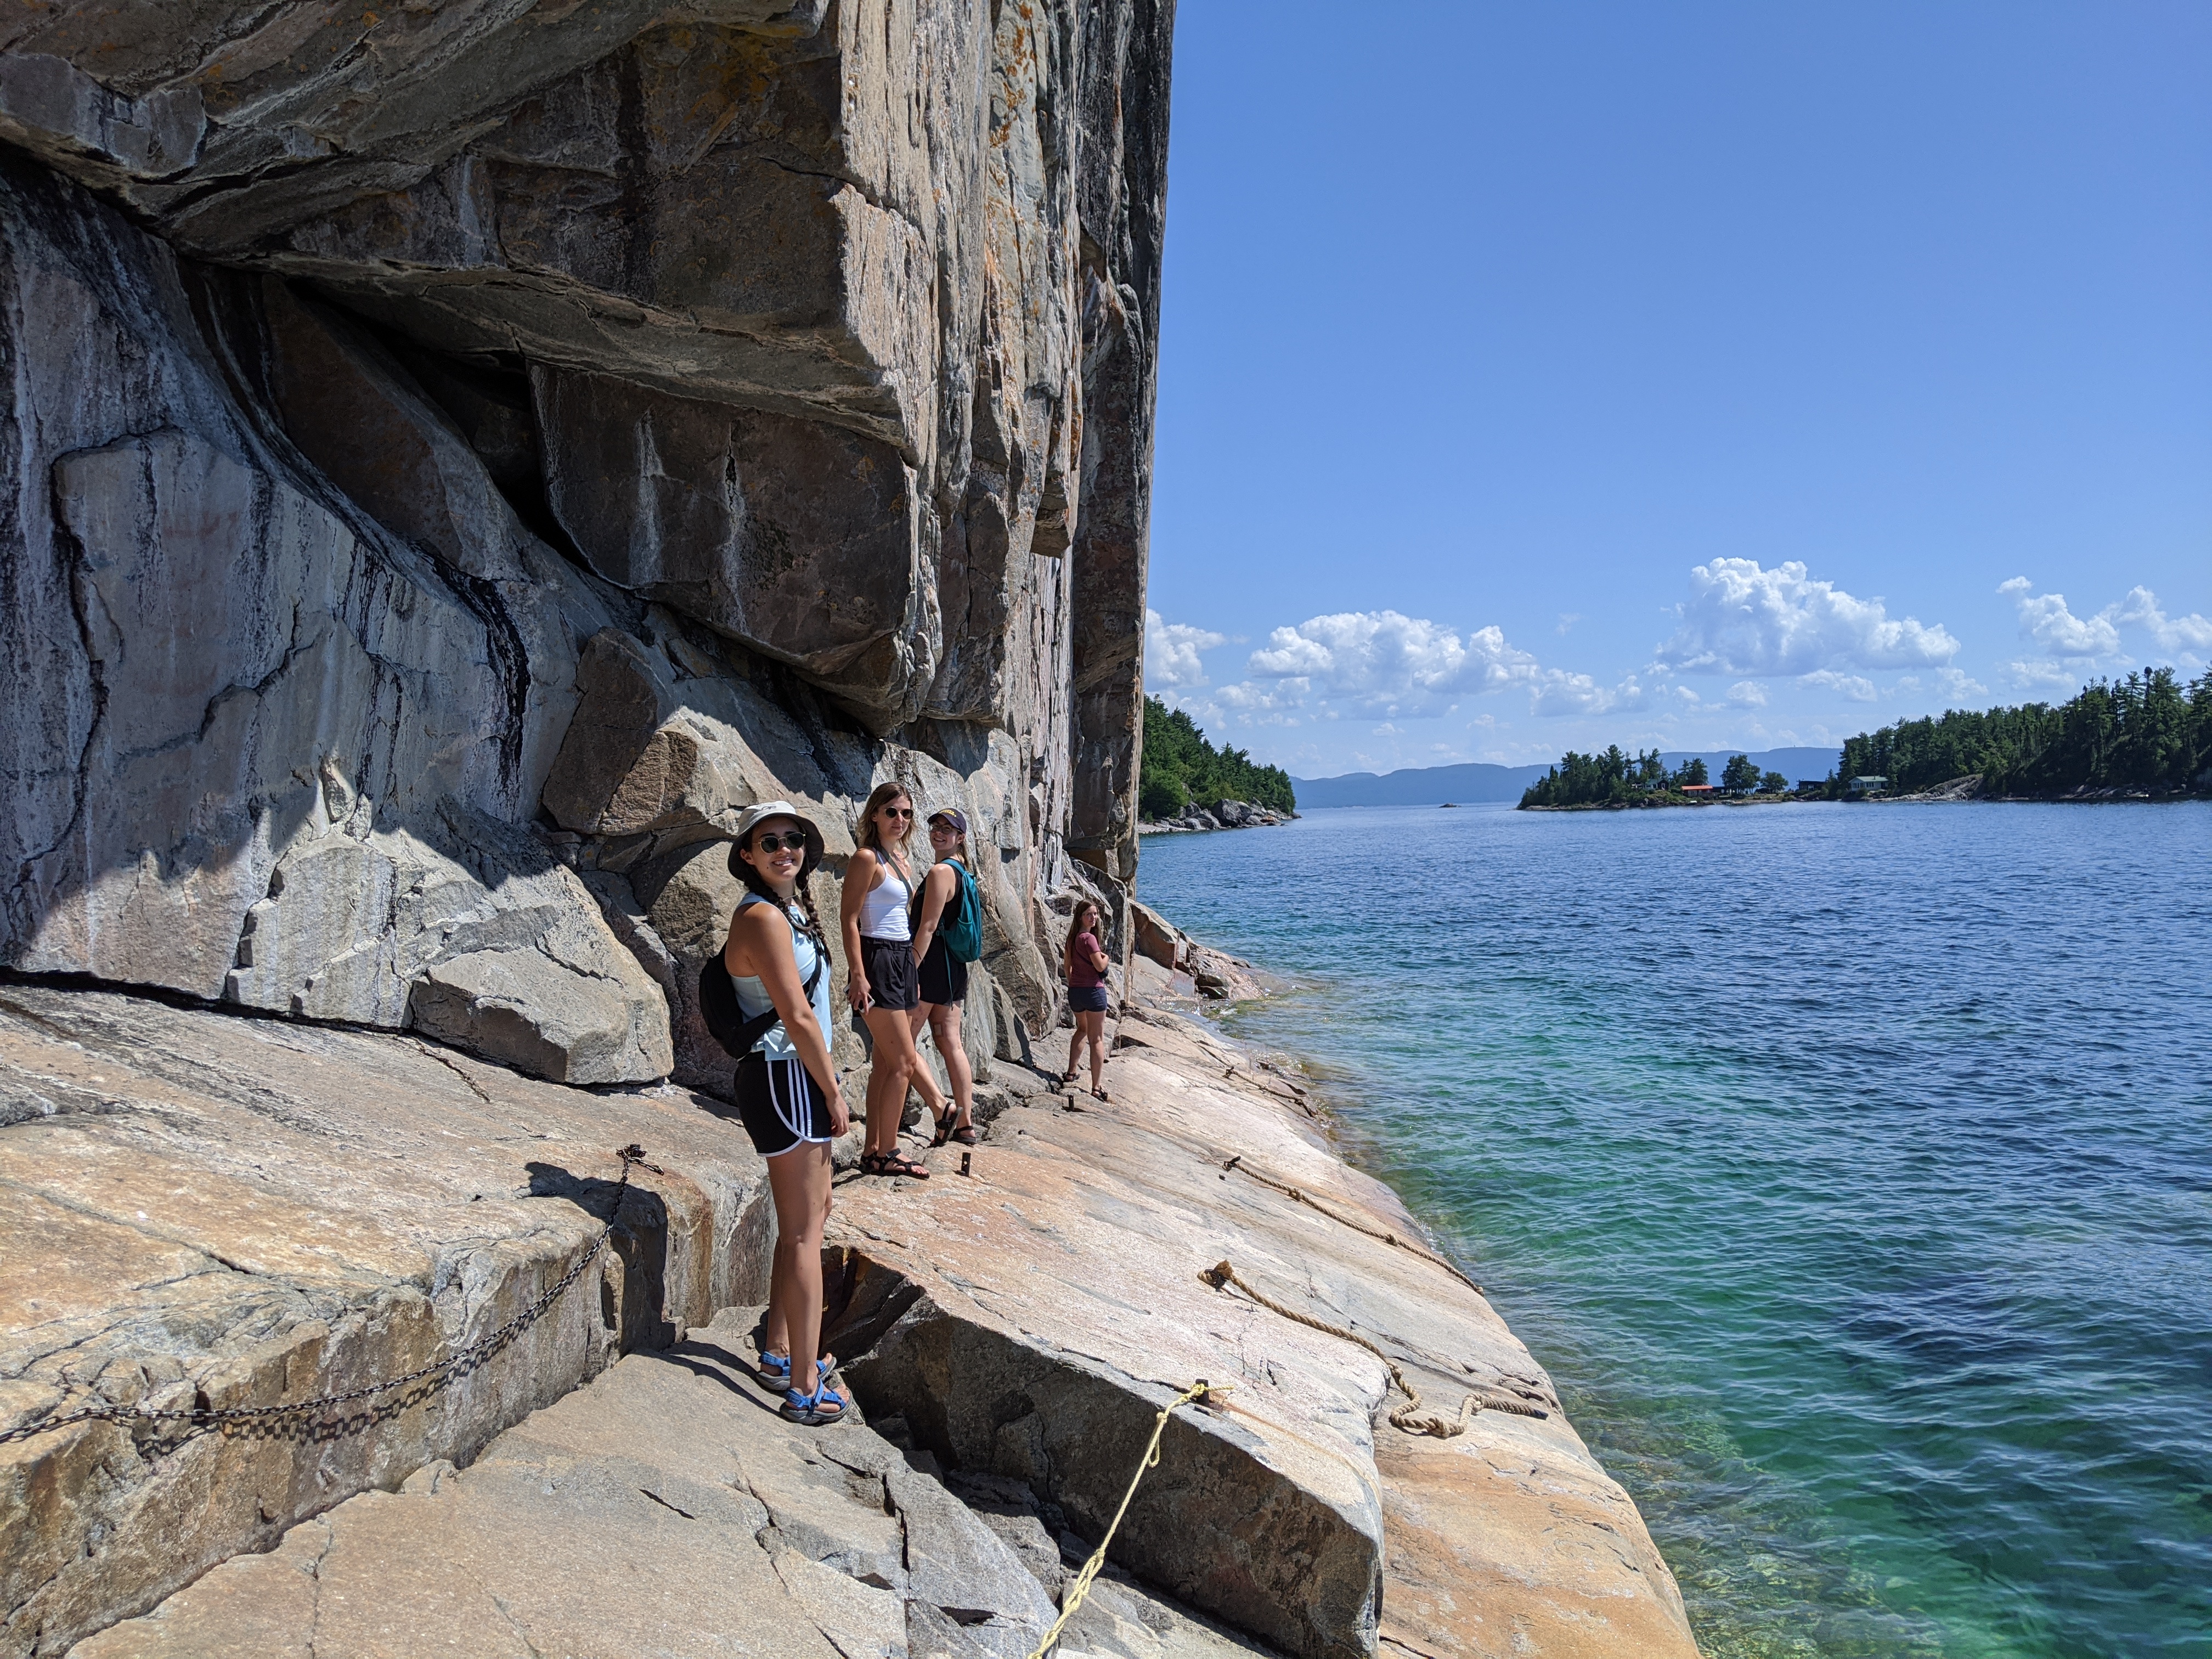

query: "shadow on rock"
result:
(527, 1160), (675, 1351)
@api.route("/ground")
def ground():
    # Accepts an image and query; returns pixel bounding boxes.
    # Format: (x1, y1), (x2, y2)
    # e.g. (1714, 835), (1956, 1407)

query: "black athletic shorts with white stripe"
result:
(732, 1053), (835, 1158)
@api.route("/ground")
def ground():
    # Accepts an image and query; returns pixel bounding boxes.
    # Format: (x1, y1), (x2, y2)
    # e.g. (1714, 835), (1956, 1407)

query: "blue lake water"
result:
(1134, 801), (2212, 1658)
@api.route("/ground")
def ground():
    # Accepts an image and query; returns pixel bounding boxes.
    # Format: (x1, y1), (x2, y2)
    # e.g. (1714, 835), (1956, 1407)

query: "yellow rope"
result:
(1025, 1379), (1231, 1658)
(1219, 1156), (1485, 1296)
(1199, 1261), (1548, 1436)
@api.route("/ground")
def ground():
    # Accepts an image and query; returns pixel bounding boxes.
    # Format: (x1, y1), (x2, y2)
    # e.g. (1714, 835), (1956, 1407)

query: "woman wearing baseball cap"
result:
(721, 800), (850, 1425)
(911, 807), (979, 1147)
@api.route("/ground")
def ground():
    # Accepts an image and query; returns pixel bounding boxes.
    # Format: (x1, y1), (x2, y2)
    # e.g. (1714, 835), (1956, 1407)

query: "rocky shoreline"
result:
(3, 964), (1698, 1659)
(1138, 801), (1299, 836)
(1859, 775), (2212, 804)
(0, 5), (1696, 1652)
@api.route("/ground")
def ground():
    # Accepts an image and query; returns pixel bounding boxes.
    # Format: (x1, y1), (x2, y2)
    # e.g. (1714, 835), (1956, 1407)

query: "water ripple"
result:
(1137, 801), (2212, 1658)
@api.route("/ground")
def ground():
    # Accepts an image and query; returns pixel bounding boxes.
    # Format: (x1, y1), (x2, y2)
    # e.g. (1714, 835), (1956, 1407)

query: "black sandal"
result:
(950, 1125), (978, 1146)
(930, 1111), (955, 1148)
(861, 1150), (931, 1180)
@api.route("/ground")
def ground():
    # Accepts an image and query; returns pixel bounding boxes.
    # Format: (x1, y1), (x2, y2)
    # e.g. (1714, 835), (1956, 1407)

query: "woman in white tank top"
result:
(839, 781), (950, 1179)
(855, 851), (912, 941)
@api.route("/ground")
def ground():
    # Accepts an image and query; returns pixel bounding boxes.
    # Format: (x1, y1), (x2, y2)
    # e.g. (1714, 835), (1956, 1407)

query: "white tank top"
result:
(857, 849), (913, 941)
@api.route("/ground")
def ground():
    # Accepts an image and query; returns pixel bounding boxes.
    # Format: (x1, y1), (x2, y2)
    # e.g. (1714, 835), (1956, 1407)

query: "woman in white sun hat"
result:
(721, 800), (850, 1426)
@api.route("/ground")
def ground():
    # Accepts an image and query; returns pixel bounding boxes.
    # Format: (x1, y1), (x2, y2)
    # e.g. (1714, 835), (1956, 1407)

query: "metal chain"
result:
(0, 1146), (654, 1451)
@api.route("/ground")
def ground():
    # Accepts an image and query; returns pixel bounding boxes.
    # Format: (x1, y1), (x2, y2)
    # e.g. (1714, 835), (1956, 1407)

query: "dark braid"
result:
(788, 871), (830, 953)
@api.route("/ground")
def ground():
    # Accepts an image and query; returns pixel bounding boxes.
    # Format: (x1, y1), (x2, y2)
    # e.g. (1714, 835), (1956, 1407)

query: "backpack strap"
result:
(908, 857), (953, 928)
(701, 899), (826, 1058)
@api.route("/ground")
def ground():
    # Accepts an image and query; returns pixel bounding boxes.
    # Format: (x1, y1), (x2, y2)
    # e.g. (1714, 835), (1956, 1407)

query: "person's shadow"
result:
(526, 1161), (676, 1351)
(647, 1321), (794, 1417)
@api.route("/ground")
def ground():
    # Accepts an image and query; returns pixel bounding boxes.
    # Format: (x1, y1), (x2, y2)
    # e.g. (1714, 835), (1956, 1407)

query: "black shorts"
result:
(861, 935), (918, 1012)
(733, 1053), (834, 1158)
(1068, 984), (1110, 1014)
(918, 935), (968, 1007)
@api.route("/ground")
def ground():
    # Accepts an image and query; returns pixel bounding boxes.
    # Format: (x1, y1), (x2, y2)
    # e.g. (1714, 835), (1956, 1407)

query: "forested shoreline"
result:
(1519, 668), (2212, 810)
(1140, 697), (1297, 817)
(1832, 667), (2212, 796)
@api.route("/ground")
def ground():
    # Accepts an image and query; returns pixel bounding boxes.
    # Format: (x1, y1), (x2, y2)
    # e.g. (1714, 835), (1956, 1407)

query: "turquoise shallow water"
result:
(1134, 802), (2212, 1658)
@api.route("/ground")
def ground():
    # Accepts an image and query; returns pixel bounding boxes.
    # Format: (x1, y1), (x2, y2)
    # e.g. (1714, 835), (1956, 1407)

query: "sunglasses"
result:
(751, 832), (810, 854)
(879, 805), (915, 819)
(928, 819), (959, 833)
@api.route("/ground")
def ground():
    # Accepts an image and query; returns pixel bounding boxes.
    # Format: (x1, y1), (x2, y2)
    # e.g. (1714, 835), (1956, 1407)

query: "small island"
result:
(1520, 750), (1792, 809)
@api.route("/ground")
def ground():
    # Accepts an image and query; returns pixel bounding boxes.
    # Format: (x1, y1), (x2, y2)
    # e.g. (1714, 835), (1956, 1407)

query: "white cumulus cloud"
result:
(1658, 559), (1960, 675)
(2111, 585), (2212, 653)
(1238, 610), (1539, 716)
(1896, 667), (1990, 703)
(1726, 680), (1769, 707)
(1798, 669), (1878, 702)
(1997, 578), (2119, 659)
(1212, 679), (1306, 716)
(1144, 608), (1226, 689)
(1530, 669), (1616, 716)
(1530, 668), (1649, 716)
(2006, 658), (2084, 692)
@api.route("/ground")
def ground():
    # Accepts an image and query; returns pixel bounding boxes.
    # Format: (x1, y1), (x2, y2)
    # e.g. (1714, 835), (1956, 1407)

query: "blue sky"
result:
(1143, 1), (2212, 777)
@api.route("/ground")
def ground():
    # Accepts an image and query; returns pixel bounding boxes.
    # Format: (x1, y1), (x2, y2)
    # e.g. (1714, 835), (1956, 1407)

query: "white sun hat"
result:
(728, 800), (825, 864)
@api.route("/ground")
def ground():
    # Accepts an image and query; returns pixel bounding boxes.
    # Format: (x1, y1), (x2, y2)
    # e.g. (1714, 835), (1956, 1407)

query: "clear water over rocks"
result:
(1138, 801), (2212, 1658)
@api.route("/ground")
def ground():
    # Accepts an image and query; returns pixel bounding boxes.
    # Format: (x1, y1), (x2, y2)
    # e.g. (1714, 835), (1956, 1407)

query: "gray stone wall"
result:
(0, 0), (1173, 1076)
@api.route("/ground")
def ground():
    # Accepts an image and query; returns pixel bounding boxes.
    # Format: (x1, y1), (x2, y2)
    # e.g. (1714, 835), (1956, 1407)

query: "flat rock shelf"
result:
(2, 980), (1695, 1659)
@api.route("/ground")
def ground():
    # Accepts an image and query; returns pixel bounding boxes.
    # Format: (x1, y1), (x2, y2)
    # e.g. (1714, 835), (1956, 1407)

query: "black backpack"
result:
(699, 906), (826, 1058)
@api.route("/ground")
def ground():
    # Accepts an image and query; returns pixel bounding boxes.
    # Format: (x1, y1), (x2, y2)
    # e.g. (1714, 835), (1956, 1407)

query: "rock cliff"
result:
(1, 9), (1706, 1658)
(1, 0), (1169, 1080)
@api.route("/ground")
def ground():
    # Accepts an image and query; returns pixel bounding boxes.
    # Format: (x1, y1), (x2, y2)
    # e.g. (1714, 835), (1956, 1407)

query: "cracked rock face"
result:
(1, 0), (1170, 1076)
(821, 1013), (1703, 1659)
(0, 985), (778, 1659)
(71, 1312), (1267, 1659)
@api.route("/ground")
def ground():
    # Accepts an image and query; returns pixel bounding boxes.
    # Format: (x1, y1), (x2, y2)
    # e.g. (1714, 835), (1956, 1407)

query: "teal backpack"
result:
(938, 861), (983, 962)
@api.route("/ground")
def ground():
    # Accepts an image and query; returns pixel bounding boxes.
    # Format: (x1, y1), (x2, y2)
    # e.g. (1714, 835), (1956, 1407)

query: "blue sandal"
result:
(780, 1380), (849, 1426)
(758, 1352), (834, 1392)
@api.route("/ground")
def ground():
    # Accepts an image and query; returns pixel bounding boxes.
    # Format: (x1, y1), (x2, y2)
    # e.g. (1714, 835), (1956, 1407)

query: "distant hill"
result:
(1658, 748), (1841, 784)
(1293, 747), (1841, 808)
(1291, 763), (1551, 807)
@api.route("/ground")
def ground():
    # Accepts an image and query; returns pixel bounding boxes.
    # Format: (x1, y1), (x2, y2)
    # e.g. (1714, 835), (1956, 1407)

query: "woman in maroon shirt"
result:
(1062, 899), (1111, 1100)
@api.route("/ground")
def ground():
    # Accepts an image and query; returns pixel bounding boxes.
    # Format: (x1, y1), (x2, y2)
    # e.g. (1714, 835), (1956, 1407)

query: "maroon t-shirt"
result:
(1068, 932), (1106, 989)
